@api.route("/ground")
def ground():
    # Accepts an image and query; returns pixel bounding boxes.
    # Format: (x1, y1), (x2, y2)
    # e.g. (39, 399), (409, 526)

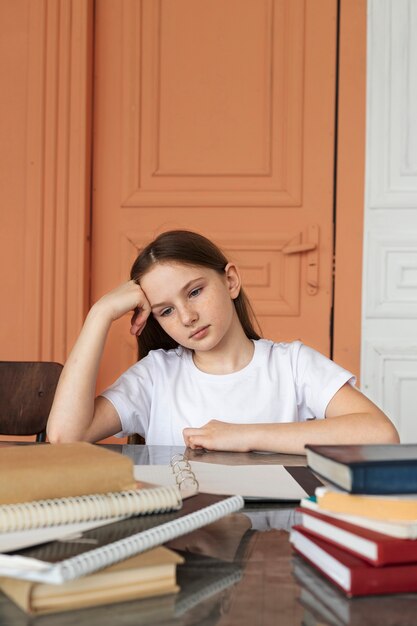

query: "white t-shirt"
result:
(100, 339), (355, 446)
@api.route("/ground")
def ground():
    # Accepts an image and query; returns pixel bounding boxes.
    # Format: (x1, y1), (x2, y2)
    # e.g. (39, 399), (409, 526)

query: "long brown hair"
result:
(130, 230), (261, 359)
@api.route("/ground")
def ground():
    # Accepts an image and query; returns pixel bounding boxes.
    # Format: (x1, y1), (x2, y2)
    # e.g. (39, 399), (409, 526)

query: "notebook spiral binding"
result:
(170, 453), (199, 494)
(0, 488), (182, 533)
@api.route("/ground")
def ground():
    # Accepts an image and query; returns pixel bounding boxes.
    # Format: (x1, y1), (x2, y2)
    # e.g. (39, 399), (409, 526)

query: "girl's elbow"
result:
(46, 423), (59, 443)
(46, 425), (85, 444)
(47, 430), (65, 444)
(379, 417), (400, 444)
(387, 423), (400, 444)
(47, 431), (72, 444)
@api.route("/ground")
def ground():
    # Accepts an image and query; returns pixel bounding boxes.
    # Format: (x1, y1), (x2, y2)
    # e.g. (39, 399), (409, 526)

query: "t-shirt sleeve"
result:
(293, 342), (356, 421)
(99, 357), (154, 438)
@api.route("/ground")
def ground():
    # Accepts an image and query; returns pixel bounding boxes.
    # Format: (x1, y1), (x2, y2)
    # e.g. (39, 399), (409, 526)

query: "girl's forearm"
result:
(241, 413), (399, 454)
(46, 304), (112, 442)
(48, 281), (149, 443)
(184, 413), (399, 455)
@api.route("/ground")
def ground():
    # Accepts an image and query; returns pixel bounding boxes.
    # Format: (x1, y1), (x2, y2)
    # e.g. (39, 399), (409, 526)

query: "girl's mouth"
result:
(190, 325), (209, 340)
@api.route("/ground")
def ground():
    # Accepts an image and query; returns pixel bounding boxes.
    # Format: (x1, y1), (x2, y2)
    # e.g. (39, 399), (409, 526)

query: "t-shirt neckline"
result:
(183, 339), (264, 380)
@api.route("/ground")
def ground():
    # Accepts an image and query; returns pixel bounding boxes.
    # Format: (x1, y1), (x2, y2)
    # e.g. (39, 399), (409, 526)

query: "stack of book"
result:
(289, 443), (417, 597)
(0, 443), (243, 615)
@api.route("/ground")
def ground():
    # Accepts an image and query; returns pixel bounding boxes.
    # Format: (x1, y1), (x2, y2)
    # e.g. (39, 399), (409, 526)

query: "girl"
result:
(47, 230), (399, 453)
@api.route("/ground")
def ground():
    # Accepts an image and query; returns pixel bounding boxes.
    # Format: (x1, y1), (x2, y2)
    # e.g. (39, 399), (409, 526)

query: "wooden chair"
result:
(0, 361), (63, 442)
(127, 434), (145, 445)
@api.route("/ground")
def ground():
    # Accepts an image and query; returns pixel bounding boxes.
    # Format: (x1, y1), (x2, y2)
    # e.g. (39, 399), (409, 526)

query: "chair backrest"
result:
(0, 362), (63, 441)
(127, 434), (145, 445)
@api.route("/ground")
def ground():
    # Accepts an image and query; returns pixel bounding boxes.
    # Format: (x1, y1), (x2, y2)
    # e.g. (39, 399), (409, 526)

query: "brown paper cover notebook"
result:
(0, 546), (183, 615)
(0, 442), (136, 504)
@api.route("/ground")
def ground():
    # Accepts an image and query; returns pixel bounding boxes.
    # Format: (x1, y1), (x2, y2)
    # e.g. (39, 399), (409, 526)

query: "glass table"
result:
(0, 444), (416, 625)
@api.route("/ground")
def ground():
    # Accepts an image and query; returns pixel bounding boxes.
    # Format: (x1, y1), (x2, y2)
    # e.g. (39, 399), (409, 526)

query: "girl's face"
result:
(139, 261), (242, 352)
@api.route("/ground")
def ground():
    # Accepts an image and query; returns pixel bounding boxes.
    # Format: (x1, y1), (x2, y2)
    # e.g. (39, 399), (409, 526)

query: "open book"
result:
(134, 460), (321, 501)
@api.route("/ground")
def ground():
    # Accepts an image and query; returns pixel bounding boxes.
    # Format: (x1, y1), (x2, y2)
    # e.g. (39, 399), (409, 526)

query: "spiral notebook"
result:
(0, 485), (183, 534)
(0, 451), (204, 534)
(0, 493), (244, 585)
(0, 453), (197, 553)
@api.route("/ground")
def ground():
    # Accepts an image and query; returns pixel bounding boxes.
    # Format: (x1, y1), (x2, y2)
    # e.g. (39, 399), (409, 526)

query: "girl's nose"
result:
(179, 305), (198, 327)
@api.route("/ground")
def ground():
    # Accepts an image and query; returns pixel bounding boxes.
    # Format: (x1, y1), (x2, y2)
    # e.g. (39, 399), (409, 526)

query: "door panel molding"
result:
(120, 0), (304, 207)
(22, 0), (93, 362)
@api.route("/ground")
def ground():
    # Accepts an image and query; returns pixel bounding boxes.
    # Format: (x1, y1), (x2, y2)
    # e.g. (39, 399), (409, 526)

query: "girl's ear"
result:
(224, 263), (242, 300)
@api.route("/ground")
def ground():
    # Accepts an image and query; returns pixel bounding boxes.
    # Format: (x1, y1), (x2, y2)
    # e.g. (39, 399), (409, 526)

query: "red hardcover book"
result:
(296, 506), (417, 566)
(290, 525), (417, 597)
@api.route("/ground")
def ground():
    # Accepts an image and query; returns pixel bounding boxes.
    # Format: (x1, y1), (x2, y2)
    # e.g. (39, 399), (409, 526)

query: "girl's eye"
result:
(189, 287), (202, 298)
(160, 307), (174, 317)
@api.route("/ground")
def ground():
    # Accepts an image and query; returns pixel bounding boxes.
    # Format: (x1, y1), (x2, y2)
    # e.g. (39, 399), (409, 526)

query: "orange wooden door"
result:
(92, 0), (338, 390)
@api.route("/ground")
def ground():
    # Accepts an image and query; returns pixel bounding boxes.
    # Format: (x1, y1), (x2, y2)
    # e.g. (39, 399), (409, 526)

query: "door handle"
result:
(282, 225), (319, 295)
(282, 242), (317, 254)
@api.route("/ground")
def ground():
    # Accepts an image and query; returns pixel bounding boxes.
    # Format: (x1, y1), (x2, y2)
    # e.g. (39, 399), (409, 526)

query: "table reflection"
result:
(293, 555), (417, 626)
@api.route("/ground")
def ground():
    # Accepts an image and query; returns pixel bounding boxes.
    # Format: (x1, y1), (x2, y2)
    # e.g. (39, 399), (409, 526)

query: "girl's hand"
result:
(183, 419), (252, 452)
(93, 281), (151, 335)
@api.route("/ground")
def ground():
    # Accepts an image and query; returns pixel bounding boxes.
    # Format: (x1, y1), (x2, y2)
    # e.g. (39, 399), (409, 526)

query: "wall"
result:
(333, 0), (367, 380)
(0, 1), (32, 360)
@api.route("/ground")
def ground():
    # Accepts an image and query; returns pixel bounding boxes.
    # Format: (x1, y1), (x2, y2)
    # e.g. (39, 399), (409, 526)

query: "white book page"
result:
(134, 462), (308, 500)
